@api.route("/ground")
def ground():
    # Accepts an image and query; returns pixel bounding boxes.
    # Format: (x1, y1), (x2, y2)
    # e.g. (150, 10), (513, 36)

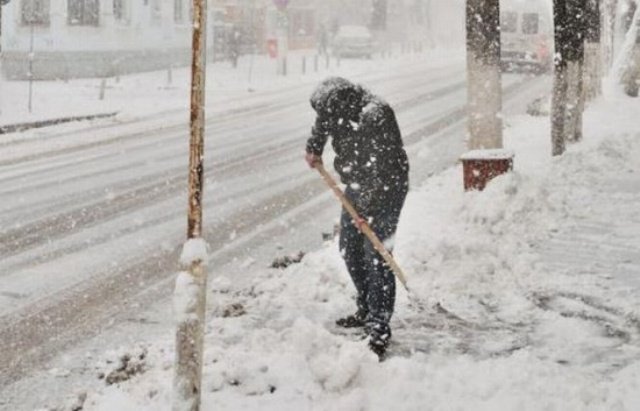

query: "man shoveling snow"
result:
(304, 77), (410, 358)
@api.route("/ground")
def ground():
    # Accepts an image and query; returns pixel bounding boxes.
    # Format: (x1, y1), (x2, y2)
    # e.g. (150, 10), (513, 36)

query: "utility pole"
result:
(465, 0), (502, 150)
(172, 0), (208, 406)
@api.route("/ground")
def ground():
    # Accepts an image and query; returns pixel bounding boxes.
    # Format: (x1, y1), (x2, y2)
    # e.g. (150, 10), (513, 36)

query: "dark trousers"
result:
(339, 186), (407, 331)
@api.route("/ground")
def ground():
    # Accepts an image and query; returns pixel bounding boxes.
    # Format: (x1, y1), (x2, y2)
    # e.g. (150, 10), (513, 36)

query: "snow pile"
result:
(173, 239), (208, 323)
(179, 238), (208, 266)
(79, 98), (640, 410)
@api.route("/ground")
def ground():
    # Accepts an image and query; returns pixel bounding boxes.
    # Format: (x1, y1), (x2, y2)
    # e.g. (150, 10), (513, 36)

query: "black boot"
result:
(335, 310), (367, 328)
(368, 323), (391, 360)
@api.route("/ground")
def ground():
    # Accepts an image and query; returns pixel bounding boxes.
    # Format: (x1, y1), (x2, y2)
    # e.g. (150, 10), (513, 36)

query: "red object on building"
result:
(460, 149), (514, 191)
(266, 39), (278, 58)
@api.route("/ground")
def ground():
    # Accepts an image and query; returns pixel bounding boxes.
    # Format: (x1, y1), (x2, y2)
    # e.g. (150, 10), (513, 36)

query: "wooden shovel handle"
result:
(315, 163), (409, 291)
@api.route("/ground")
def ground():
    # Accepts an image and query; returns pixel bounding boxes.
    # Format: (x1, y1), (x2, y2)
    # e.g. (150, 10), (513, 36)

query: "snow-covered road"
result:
(0, 57), (549, 404)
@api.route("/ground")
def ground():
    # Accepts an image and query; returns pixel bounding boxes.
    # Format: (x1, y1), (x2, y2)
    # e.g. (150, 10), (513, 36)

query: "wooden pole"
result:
(173, 0), (207, 407)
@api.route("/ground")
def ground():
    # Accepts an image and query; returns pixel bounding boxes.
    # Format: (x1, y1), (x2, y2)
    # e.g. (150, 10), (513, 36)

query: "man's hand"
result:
(305, 152), (323, 169)
(353, 216), (367, 231)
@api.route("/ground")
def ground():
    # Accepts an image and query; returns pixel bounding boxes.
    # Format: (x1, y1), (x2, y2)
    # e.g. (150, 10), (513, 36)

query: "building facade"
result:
(0, 0), (316, 79)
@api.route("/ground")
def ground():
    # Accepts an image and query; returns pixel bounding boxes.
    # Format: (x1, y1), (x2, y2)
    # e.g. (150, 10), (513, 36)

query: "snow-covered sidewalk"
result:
(49, 88), (640, 411)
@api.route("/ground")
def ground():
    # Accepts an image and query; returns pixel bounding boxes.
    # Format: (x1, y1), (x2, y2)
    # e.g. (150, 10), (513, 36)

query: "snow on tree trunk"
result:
(465, 0), (503, 150)
(173, 0), (208, 408)
(173, 242), (208, 411)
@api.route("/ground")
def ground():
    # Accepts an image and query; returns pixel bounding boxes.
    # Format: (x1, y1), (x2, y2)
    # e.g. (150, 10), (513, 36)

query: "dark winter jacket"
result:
(306, 77), (409, 215)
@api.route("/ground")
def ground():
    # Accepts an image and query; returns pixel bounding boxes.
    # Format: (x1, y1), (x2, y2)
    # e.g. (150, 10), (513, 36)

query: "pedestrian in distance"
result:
(228, 26), (241, 69)
(317, 24), (329, 56)
(304, 77), (409, 358)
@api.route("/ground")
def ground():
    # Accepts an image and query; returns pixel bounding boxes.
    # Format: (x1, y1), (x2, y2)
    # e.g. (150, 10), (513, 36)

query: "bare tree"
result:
(466, 0), (502, 150)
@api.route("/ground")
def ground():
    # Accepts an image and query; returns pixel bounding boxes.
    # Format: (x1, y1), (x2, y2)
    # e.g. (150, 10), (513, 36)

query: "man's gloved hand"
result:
(352, 216), (367, 231)
(305, 152), (323, 169)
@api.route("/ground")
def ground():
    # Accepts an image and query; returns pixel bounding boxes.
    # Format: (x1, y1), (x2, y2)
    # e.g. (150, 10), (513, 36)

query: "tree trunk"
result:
(466, 0), (502, 150)
(602, 0), (619, 69)
(574, 58), (586, 141)
(552, 0), (569, 156)
(568, 2), (586, 143)
(552, 0), (586, 154)
(551, 62), (569, 156)
(173, 0), (208, 408)
(565, 61), (578, 142)
(613, 1), (640, 94)
(584, 0), (602, 100)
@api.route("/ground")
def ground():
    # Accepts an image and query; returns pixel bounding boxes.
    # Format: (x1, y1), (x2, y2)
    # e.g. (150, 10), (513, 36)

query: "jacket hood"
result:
(310, 77), (369, 117)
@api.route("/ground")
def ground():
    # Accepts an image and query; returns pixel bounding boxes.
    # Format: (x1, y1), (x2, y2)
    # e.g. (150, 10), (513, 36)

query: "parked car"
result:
(332, 25), (375, 59)
(500, 1), (553, 73)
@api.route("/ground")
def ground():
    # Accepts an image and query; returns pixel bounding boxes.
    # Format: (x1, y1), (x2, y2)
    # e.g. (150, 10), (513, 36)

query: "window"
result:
(113, 0), (129, 23)
(174, 0), (184, 23)
(522, 13), (539, 35)
(22, 0), (50, 26)
(501, 12), (517, 33)
(68, 0), (100, 26)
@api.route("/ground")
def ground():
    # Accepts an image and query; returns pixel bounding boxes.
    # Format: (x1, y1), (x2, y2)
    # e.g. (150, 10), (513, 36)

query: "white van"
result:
(500, 1), (553, 73)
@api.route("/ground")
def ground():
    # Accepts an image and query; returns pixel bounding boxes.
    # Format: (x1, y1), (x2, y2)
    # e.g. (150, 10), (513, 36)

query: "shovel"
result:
(315, 164), (464, 321)
(315, 163), (410, 290)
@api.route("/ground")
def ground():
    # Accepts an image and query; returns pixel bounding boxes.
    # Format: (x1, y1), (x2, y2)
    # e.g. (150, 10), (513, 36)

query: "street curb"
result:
(0, 112), (119, 135)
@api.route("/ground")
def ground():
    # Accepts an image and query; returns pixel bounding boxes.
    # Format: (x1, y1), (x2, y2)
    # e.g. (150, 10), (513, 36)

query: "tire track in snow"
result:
(0, 75), (469, 258)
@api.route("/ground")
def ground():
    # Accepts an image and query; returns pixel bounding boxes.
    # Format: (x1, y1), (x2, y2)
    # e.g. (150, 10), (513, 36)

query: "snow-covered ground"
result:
(1, 44), (639, 410)
(41, 87), (638, 409)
